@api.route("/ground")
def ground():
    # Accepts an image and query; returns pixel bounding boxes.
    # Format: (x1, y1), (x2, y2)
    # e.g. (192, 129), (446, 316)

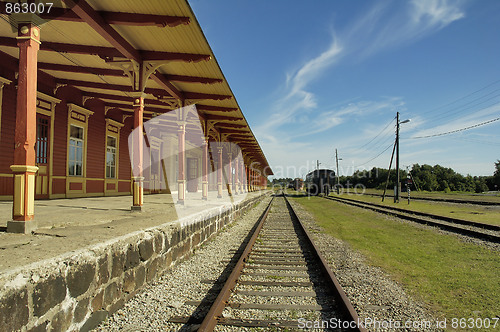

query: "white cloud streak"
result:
(255, 0), (466, 176)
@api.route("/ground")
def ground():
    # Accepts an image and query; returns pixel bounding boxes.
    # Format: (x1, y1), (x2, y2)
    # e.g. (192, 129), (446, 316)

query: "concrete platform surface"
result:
(0, 190), (256, 273)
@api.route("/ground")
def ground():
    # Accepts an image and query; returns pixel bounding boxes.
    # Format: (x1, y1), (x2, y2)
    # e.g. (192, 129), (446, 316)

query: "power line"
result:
(426, 94), (500, 124)
(358, 140), (395, 166)
(409, 116), (500, 139)
(357, 116), (396, 150)
(419, 79), (500, 117)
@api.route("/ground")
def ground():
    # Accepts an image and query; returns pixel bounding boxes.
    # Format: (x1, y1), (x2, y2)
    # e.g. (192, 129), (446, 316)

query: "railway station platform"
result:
(0, 190), (270, 332)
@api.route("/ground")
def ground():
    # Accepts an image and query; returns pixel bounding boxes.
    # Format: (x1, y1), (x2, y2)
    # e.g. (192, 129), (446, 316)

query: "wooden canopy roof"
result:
(0, 0), (272, 175)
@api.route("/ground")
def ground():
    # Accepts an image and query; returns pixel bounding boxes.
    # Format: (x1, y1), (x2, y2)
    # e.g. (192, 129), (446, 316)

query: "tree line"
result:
(269, 161), (500, 193)
(339, 161), (500, 193)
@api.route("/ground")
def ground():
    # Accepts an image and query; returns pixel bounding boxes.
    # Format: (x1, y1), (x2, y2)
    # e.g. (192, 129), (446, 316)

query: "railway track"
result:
(170, 194), (365, 331)
(324, 195), (500, 243)
(362, 193), (500, 206)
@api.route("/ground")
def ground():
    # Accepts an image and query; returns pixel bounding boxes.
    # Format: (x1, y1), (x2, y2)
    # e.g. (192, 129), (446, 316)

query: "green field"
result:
(291, 196), (500, 328)
(330, 192), (500, 226)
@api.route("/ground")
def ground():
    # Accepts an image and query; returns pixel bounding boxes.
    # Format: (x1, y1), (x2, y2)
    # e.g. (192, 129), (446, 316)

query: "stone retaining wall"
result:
(0, 192), (268, 332)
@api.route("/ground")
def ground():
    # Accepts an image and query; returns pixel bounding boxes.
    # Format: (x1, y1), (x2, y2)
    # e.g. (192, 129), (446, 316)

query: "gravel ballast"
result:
(94, 196), (272, 331)
(287, 198), (441, 332)
(94, 194), (441, 331)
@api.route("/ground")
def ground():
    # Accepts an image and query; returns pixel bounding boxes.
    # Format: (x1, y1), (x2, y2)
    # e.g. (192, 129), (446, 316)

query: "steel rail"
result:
(323, 196), (500, 243)
(363, 193), (500, 206)
(283, 194), (367, 332)
(334, 196), (499, 231)
(197, 195), (275, 331)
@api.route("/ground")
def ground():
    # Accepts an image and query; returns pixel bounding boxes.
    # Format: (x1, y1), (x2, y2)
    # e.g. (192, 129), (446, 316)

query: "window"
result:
(68, 125), (84, 176)
(106, 136), (117, 178)
(36, 116), (49, 164)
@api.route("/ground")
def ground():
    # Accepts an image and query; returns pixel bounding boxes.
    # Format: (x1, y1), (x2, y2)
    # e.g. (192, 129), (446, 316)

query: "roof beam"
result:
(62, 0), (142, 62)
(150, 71), (183, 100)
(164, 74), (222, 84)
(38, 62), (125, 76)
(38, 63), (221, 84)
(215, 123), (247, 128)
(184, 92), (232, 100)
(37, 7), (190, 27)
(59, 78), (231, 100)
(82, 91), (173, 107)
(142, 51), (210, 62)
(203, 115), (243, 121)
(47, 1), (204, 100)
(196, 105), (238, 112)
(217, 128), (250, 134)
(104, 102), (173, 114)
(0, 37), (211, 62)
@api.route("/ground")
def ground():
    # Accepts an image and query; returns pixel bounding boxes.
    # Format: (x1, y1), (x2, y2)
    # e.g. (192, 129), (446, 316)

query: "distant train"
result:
(288, 178), (304, 191)
(305, 169), (336, 196)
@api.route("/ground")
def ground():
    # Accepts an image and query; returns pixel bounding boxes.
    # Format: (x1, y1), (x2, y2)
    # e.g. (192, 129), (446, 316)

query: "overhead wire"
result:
(409, 116), (500, 139)
(357, 138), (396, 166)
(418, 79), (500, 117)
(425, 94), (500, 124)
(357, 116), (396, 150)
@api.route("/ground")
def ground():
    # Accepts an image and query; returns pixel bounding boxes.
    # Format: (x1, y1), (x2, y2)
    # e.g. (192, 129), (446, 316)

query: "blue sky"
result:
(190, 0), (500, 178)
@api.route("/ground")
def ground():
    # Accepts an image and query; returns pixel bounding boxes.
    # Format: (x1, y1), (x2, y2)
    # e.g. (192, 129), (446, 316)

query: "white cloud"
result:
(411, 0), (465, 27)
(255, 0), (467, 176)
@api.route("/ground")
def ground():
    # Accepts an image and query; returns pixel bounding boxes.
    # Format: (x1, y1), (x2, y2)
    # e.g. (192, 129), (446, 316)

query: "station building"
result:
(0, 0), (272, 233)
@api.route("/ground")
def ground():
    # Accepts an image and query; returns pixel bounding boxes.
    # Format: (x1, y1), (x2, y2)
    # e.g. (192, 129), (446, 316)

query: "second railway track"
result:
(323, 195), (500, 243)
(170, 193), (365, 331)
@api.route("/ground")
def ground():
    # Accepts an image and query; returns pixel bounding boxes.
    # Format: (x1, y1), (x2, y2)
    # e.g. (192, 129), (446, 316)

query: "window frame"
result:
(66, 104), (93, 180)
(104, 118), (124, 183)
(106, 135), (117, 179)
(68, 125), (85, 176)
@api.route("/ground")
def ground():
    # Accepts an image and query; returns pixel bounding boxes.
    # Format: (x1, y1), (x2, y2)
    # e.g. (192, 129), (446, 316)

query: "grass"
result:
(331, 193), (500, 226)
(292, 196), (500, 326)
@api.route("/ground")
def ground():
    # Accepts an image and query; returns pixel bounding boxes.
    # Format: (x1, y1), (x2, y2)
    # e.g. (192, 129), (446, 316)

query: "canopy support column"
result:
(8, 18), (41, 233)
(131, 96), (144, 211)
(226, 152), (232, 196)
(202, 136), (208, 200)
(217, 146), (223, 198)
(177, 122), (186, 205)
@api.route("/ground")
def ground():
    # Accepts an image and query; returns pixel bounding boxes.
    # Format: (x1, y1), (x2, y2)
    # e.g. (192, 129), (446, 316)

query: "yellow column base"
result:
(9, 165), (38, 233)
(177, 180), (186, 204)
(131, 177), (144, 211)
(202, 181), (208, 200)
(217, 182), (223, 198)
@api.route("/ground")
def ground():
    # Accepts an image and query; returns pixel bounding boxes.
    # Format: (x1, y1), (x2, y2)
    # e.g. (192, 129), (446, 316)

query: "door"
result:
(35, 114), (50, 199)
(187, 158), (199, 192)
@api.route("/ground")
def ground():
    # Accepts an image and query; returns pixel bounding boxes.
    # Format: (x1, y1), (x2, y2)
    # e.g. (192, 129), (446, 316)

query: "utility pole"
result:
(317, 160), (320, 170)
(395, 112), (410, 203)
(335, 149), (342, 194)
(395, 112), (400, 203)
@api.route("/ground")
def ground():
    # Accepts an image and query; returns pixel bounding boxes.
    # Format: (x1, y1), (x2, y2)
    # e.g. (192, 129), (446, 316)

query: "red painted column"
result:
(234, 157), (239, 195)
(226, 152), (232, 196)
(240, 158), (245, 193)
(248, 166), (252, 192)
(131, 96), (144, 211)
(217, 146), (223, 198)
(8, 20), (41, 233)
(177, 122), (186, 204)
(250, 168), (254, 192)
(202, 136), (208, 200)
